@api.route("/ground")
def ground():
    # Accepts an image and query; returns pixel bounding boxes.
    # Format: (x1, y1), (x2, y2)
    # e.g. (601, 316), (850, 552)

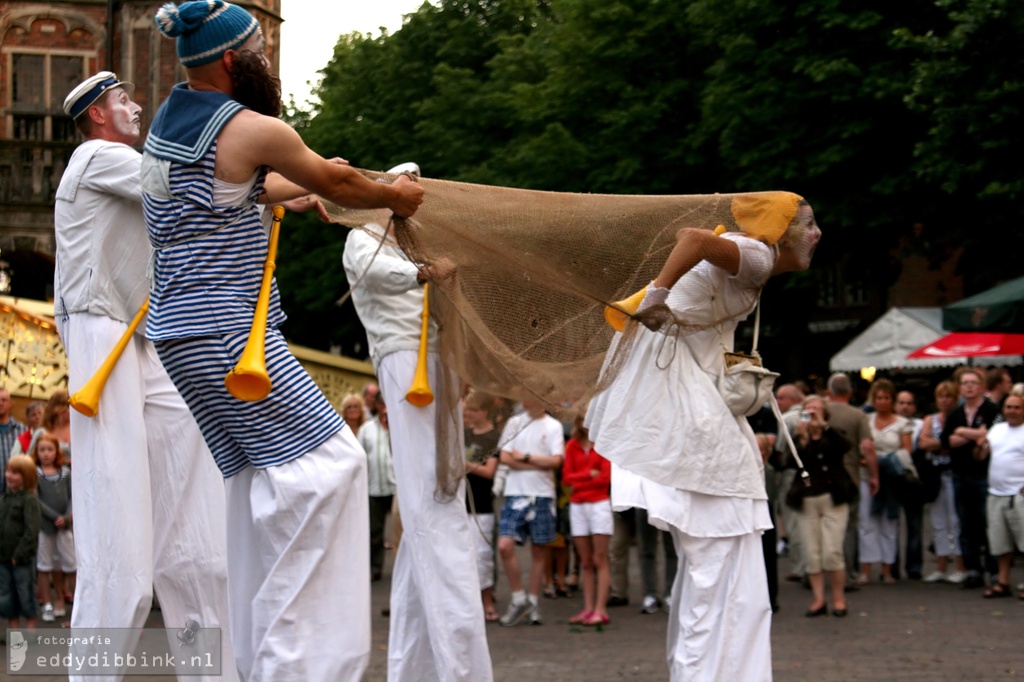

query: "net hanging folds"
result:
(325, 170), (805, 418)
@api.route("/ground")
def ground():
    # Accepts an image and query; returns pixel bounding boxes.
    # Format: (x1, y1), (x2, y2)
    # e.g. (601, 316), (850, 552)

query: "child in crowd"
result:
(562, 414), (613, 626)
(463, 390), (501, 621)
(0, 454), (41, 629)
(32, 432), (75, 622)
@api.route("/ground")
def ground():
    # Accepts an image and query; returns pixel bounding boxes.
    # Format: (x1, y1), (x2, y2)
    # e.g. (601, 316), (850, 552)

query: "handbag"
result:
(785, 470), (810, 510)
(913, 449), (943, 503)
(717, 297), (779, 418)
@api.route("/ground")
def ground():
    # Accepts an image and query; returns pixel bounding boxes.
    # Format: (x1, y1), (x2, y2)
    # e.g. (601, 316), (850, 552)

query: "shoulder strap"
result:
(750, 293), (762, 355)
(770, 391), (808, 483)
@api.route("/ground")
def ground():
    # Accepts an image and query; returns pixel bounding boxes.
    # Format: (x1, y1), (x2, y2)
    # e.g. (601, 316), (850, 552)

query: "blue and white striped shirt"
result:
(141, 143), (285, 340)
(139, 87), (342, 474)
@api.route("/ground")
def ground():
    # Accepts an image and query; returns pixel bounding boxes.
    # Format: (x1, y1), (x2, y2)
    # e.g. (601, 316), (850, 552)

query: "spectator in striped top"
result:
(144, 3), (423, 681)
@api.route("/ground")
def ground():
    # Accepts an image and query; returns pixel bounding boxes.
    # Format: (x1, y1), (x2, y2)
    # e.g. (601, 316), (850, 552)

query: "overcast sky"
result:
(279, 1), (430, 107)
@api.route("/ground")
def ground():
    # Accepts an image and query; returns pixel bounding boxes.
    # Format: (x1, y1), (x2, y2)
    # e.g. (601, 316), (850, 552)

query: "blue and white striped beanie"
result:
(155, 1), (259, 68)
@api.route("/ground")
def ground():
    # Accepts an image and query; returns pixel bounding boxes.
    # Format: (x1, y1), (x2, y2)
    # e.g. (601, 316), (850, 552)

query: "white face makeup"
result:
(789, 203), (821, 271)
(773, 202), (821, 274)
(100, 86), (142, 144)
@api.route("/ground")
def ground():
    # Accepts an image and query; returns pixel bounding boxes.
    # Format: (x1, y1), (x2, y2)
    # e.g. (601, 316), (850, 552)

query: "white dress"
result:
(586, 232), (775, 537)
(587, 232), (779, 681)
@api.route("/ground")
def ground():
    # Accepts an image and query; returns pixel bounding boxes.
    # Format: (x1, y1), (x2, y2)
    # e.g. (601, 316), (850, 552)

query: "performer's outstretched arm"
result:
(653, 227), (741, 289)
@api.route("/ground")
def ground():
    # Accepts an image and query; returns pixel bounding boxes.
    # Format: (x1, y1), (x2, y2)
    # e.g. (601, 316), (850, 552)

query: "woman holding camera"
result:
(789, 395), (855, 617)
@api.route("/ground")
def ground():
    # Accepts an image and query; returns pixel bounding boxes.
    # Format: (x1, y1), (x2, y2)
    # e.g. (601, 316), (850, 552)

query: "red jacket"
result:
(562, 438), (611, 503)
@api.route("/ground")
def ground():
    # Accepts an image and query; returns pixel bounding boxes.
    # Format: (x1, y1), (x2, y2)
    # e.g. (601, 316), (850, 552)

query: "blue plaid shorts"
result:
(499, 496), (558, 546)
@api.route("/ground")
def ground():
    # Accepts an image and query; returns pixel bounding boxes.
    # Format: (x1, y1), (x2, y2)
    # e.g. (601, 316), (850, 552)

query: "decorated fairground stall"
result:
(0, 296), (374, 417)
(0, 297), (67, 415)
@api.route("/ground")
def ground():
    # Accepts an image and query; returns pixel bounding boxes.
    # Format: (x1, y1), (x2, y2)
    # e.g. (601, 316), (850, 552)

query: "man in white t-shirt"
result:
(497, 397), (565, 625)
(980, 393), (1024, 598)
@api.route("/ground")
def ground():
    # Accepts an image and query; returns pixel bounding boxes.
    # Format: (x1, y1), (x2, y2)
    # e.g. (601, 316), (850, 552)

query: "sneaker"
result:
(945, 571), (967, 585)
(500, 599), (531, 627)
(528, 604), (542, 625)
(662, 595), (671, 614)
(776, 539), (789, 557)
(41, 603), (55, 623)
(641, 595), (661, 614)
(961, 573), (984, 589)
(53, 606), (67, 617)
(923, 570), (947, 583)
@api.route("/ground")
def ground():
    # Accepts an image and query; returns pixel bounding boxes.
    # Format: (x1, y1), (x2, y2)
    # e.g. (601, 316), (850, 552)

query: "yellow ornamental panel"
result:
(0, 300), (68, 400)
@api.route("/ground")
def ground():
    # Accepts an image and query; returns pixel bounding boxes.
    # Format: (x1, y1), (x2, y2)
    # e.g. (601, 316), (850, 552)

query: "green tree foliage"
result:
(899, 0), (1024, 288)
(276, 0), (1024, 357)
(278, 0), (552, 351)
(903, 0), (1024, 202)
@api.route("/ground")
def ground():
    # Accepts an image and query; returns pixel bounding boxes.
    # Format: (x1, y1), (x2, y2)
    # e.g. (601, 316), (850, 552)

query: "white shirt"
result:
(499, 412), (565, 498)
(987, 422), (1024, 496)
(586, 233), (770, 499)
(342, 226), (438, 369)
(54, 139), (150, 325)
(358, 417), (396, 497)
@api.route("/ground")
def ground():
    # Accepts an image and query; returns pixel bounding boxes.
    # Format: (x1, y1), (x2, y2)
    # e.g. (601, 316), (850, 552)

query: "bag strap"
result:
(718, 292), (763, 356)
(750, 293), (762, 355)
(769, 391), (809, 485)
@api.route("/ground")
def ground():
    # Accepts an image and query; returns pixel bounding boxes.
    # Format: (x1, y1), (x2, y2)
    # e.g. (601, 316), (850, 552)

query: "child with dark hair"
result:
(0, 454), (41, 629)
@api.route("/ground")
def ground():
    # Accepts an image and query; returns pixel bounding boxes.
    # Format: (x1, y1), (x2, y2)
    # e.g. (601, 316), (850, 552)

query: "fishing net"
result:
(324, 170), (808, 421)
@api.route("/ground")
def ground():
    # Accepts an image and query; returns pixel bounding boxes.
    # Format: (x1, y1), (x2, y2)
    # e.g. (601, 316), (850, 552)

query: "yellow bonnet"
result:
(718, 192), (803, 245)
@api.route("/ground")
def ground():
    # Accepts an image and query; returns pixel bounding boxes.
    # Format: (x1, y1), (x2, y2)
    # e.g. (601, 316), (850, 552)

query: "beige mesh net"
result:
(325, 170), (808, 422)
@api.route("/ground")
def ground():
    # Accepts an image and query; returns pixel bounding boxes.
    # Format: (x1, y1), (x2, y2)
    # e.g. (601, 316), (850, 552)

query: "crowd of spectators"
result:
(355, 362), (1024, 630)
(761, 366), (1024, 617)
(0, 390), (75, 629)
(5, 361), (1022, 640)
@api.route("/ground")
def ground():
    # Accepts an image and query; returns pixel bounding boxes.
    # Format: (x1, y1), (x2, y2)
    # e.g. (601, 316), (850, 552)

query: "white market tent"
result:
(829, 307), (1023, 372)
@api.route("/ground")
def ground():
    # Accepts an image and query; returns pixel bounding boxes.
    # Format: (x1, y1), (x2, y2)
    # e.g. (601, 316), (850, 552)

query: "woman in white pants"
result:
(917, 380), (966, 583)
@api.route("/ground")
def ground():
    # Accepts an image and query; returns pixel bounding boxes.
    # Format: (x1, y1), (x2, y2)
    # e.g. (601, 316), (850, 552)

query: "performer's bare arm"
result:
(217, 111), (423, 217)
(260, 158), (348, 205)
(653, 227), (741, 289)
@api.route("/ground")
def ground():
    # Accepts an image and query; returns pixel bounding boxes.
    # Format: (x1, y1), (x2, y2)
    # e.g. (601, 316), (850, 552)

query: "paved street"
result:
(6, 543), (1022, 680)
(363, 543), (1024, 681)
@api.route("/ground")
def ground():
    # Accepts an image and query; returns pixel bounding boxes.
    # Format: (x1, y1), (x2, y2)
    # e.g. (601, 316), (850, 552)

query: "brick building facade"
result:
(0, 0), (282, 300)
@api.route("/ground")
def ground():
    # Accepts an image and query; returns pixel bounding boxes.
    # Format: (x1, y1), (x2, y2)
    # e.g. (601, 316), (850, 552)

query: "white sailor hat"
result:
(387, 162), (421, 176)
(63, 71), (134, 120)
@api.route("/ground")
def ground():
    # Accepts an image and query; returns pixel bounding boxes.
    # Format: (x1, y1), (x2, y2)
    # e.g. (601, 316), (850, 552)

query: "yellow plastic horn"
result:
(224, 205), (284, 402)
(406, 282), (434, 407)
(69, 298), (150, 418)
